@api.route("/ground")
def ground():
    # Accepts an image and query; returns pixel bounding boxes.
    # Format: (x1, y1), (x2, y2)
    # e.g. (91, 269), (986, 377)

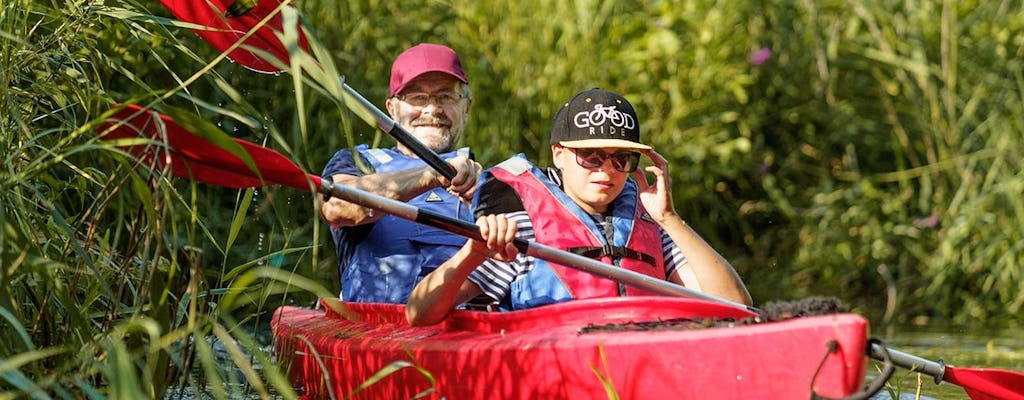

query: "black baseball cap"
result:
(550, 88), (650, 150)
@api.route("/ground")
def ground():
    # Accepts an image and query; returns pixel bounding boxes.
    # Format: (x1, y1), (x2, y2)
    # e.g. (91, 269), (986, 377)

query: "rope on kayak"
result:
(577, 296), (849, 333)
(578, 316), (751, 334)
(758, 296), (847, 322)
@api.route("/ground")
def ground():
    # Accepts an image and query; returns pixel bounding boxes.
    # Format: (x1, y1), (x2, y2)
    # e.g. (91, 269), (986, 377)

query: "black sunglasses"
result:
(571, 148), (641, 173)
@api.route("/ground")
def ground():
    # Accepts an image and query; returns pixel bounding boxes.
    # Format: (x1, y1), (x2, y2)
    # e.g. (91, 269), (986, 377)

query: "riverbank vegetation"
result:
(2, 0), (1022, 397)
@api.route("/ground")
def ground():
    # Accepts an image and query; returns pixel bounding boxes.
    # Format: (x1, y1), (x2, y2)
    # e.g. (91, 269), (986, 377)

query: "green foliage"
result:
(737, 0), (1024, 326)
(1, 0), (327, 397)
(2, 0), (1023, 397)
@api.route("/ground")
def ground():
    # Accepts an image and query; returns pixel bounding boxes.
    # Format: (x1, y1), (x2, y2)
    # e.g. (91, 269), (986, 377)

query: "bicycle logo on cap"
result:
(573, 104), (635, 131)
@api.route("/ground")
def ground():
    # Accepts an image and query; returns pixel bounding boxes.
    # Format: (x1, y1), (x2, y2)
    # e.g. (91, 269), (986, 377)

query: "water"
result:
(867, 325), (1023, 400)
(163, 322), (283, 400)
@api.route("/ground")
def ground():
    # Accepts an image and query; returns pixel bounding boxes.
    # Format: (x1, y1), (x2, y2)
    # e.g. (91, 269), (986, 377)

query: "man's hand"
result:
(439, 155), (482, 202)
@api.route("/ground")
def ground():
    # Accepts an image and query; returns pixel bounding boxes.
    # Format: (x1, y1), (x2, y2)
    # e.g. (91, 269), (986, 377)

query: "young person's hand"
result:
(469, 214), (519, 262)
(633, 149), (678, 223)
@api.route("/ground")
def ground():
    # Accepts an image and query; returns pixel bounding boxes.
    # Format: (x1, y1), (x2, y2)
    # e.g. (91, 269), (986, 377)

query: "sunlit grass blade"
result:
(218, 266), (335, 313)
(345, 360), (434, 400)
(0, 348), (66, 400)
(224, 188), (255, 256)
(0, 307), (36, 352)
(102, 340), (147, 399)
(587, 344), (620, 400)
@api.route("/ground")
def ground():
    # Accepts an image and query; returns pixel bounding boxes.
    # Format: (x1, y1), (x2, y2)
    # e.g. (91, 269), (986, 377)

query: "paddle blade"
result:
(945, 366), (1024, 400)
(159, 0), (308, 73)
(99, 104), (321, 191)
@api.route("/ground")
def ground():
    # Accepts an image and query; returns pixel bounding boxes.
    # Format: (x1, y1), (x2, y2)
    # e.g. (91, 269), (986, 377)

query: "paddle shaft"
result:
(869, 342), (945, 384)
(316, 178), (757, 313)
(339, 80), (457, 180)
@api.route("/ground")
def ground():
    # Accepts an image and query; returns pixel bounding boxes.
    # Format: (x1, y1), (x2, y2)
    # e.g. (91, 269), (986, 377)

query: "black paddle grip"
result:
(414, 209), (530, 253)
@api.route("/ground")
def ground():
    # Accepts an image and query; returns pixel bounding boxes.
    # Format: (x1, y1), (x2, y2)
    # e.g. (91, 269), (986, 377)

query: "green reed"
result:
(1, 0), (334, 398)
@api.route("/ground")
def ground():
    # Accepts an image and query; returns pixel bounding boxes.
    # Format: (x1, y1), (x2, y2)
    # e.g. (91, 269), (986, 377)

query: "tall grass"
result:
(744, 0), (1024, 326)
(2, 0), (1022, 397)
(1, 0), (332, 398)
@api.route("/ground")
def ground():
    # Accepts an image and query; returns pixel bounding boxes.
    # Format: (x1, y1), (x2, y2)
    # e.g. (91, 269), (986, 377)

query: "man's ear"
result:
(385, 97), (398, 118)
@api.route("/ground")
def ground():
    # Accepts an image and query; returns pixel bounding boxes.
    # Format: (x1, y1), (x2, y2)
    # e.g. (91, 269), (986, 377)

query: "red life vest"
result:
(486, 156), (665, 308)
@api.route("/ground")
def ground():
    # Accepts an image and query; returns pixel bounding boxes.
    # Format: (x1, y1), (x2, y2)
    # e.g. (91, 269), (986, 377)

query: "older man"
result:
(320, 43), (482, 303)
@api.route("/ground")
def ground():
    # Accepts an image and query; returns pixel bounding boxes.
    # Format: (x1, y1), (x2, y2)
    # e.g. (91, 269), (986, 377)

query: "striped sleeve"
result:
(661, 228), (686, 279)
(467, 211), (535, 302)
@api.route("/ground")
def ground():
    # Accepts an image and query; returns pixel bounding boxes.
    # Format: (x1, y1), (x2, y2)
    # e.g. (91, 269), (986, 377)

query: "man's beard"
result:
(412, 118), (458, 153)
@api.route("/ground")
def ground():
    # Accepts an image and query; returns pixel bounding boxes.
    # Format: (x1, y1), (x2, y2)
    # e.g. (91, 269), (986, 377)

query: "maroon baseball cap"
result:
(389, 43), (468, 97)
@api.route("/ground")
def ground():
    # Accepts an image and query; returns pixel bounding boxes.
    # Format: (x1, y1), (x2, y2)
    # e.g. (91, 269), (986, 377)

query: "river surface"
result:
(867, 324), (1023, 400)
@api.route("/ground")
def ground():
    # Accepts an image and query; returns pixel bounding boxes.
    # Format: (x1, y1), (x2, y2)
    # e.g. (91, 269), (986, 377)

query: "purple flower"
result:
(913, 215), (940, 229)
(749, 48), (772, 66)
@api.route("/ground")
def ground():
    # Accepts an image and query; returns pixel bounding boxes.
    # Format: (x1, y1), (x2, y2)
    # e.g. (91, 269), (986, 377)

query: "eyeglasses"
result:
(394, 91), (465, 107)
(571, 148), (641, 173)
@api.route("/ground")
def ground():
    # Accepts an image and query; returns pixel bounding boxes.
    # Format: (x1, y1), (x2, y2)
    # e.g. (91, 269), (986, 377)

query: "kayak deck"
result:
(272, 297), (869, 399)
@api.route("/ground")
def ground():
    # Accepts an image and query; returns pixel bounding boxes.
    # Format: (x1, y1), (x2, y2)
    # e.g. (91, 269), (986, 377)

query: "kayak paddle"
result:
(869, 342), (1024, 400)
(98, 104), (759, 316)
(157, 1), (456, 179)
(158, 0), (308, 74)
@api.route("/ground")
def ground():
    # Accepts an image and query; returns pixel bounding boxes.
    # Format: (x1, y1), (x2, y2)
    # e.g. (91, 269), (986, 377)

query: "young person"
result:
(320, 43), (482, 303)
(406, 88), (752, 325)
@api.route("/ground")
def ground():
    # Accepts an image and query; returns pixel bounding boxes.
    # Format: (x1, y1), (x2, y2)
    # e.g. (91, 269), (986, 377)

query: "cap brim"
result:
(410, 68), (468, 84)
(558, 139), (652, 150)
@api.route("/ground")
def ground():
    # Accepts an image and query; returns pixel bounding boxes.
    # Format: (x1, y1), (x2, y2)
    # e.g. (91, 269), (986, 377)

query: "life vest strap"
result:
(567, 245), (656, 265)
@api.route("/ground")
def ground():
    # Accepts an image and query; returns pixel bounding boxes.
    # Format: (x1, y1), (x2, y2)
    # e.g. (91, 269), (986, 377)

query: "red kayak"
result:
(272, 297), (869, 399)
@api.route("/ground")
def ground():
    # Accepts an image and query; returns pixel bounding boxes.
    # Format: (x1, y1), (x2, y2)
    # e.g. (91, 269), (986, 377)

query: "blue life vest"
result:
(332, 145), (472, 303)
(483, 155), (665, 310)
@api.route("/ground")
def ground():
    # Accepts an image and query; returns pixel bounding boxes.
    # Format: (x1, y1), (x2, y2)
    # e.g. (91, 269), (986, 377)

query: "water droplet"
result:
(257, 232), (265, 266)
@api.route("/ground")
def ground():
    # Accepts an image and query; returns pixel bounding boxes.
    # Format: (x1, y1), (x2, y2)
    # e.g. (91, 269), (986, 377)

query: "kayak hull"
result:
(272, 297), (869, 399)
